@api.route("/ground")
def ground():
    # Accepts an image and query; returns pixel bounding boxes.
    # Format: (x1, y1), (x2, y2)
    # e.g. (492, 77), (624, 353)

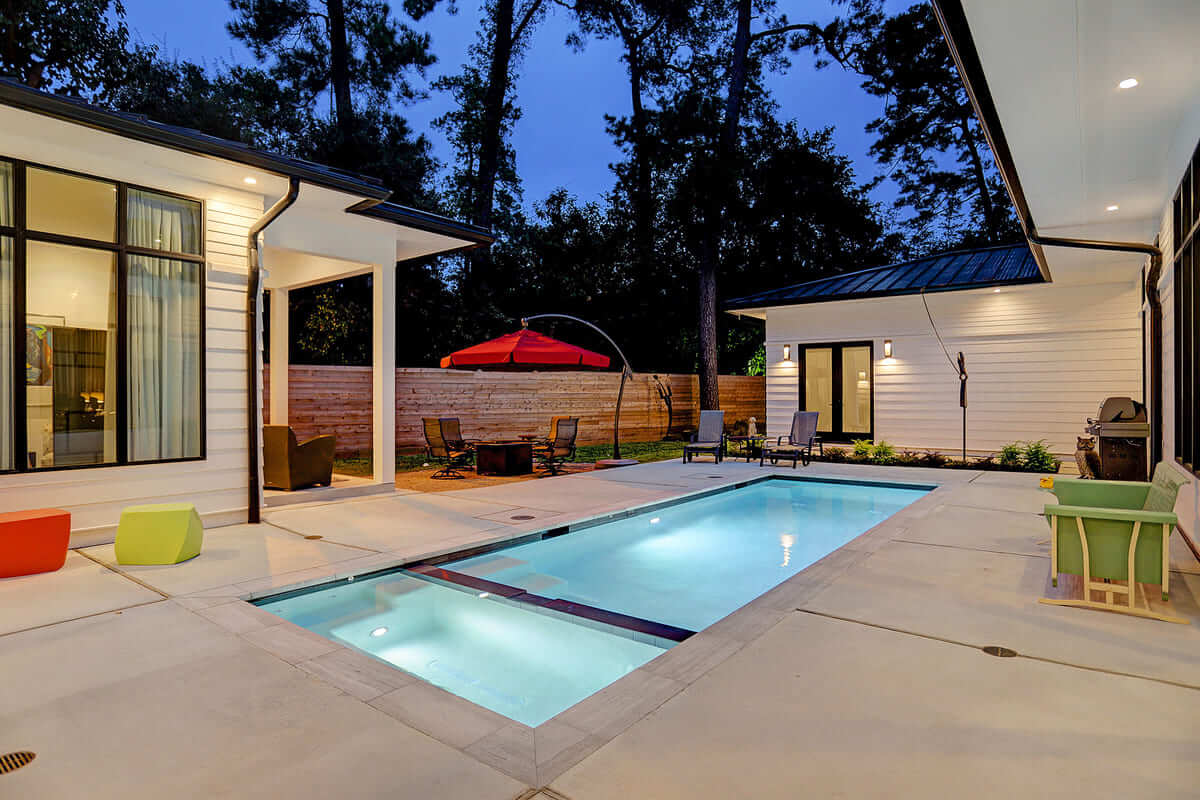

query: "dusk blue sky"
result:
(121, 0), (911, 214)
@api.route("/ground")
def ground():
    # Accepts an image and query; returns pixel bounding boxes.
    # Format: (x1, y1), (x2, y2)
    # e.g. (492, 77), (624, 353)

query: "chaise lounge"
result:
(760, 411), (821, 468)
(683, 410), (726, 463)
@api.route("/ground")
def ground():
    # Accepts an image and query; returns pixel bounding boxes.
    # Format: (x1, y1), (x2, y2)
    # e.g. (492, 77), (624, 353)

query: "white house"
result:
(727, 244), (1142, 459)
(0, 79), (492, 545)
(731, 1), (1200, 542)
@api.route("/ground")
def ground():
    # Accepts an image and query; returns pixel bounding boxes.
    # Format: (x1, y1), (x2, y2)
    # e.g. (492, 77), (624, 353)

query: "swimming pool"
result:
(256, 476), (929, 726)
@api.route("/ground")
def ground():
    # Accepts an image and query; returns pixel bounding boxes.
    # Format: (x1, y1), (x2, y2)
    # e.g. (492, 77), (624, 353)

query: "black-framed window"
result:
(1, 158), (206, 473)
(797, 341), (875, 443)
(1172, 141), (1200, 473)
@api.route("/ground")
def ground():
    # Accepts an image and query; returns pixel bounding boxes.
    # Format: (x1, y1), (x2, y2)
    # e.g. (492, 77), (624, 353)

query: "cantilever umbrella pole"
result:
(522, 314), (633, 460)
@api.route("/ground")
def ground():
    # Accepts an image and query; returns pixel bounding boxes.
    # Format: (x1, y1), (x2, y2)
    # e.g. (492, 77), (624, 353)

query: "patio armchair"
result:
(683, 410), (726, 464)
(534, 417), (578, 476)
(263, 425), (336, 491)
(423, 417), (474, 480)
(760, 411), (821, 468)
(1041, 462), (1189, 623)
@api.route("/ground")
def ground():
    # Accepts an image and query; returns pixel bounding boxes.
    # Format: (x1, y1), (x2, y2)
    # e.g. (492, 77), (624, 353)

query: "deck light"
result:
(370, 626), (388, 637)
(1118, 77), (1139, 89)
(883, 339), (893, 358)
(782, 344), (791, 362)
(243, 176), (258, 185)
(478, 592), (490, 599)
(1106, 204), (1119, 212)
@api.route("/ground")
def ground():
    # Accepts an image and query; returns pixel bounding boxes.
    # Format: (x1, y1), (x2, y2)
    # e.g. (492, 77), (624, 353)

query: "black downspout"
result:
(246, 179), (301, 524)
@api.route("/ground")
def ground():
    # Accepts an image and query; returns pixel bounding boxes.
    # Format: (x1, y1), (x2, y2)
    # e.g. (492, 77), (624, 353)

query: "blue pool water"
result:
(257, 477), (927, 726)
(446, 478), (927, 631)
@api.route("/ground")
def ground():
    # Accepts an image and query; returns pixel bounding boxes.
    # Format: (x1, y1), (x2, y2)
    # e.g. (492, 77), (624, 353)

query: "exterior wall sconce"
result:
(883, 339), (893, 358)
(783, 344), (791, 362)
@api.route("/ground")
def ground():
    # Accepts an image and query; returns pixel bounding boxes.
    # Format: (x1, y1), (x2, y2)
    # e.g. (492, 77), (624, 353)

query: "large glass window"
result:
(0, 236), (11, 471)
(1, 159), (205, 472)
(26, 167), (117, 242)
(1173, 146), (1200, 472)
(128, 256), (202, 461)
(800, 342), (874, 442)
(25, 242), (118, 468)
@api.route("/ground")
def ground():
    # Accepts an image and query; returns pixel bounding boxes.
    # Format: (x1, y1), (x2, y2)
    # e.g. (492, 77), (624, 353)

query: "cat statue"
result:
(1074, 436), (1101, 479)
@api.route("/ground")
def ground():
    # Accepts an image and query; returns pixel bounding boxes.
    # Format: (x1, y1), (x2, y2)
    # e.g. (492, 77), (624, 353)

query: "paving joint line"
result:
(796, 608), (1200, 692)
(889, 537), (1196, 577)
(261, 520), (383, 553)
(0, 598), (165, 639)
(76, 549), (171, 598)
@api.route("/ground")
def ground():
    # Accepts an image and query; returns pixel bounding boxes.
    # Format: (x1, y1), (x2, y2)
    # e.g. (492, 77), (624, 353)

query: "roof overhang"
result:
(932, 0), (1200, 285)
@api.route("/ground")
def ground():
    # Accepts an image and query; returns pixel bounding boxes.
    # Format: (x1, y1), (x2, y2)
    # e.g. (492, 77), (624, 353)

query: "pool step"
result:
(515, 573), (564, 594)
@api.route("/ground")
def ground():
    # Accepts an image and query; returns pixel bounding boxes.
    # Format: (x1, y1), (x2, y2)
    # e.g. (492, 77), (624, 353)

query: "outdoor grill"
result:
(1084, 396), (1149, 481)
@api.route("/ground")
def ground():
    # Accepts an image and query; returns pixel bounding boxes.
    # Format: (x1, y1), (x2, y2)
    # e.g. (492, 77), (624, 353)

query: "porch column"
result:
(269, 288), (289, 425)
(372, 262), (397, 485)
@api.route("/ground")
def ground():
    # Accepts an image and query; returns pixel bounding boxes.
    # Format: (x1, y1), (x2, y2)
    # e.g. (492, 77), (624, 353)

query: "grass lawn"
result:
(333, 440), (687, 478)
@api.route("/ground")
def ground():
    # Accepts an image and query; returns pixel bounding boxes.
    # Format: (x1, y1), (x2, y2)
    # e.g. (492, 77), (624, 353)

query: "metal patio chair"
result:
(761, 411), (821, 468)
(683, 410), (726, 463)
(423, 417), (474, 479)
(534, 417), (578, 476)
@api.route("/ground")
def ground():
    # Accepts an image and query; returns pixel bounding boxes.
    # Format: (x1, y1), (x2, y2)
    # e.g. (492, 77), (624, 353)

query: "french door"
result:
(798, 342), (874, 443)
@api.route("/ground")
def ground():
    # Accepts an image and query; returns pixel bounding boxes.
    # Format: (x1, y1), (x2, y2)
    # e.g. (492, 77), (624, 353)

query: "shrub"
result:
(871, 441), (897, 463)
(824, 446), (847, 463)
(1021, 439), (1059, 473)
(920, 450), (948, 468)
(997, 442), (1023, 468)
(852, 439), (874, 458)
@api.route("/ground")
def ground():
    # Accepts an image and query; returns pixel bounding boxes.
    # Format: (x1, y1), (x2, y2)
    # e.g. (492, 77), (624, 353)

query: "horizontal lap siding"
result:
(264, 368), (765, 455)
(0, 191), (259, 539)
(763, 280), (1143, 456)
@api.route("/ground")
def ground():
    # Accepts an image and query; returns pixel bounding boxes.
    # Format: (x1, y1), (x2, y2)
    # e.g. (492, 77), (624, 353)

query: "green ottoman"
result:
(115, 503), (204, 565)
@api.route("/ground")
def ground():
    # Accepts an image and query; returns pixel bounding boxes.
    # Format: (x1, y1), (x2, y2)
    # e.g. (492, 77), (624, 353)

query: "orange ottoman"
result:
(0, 509), (71, 578)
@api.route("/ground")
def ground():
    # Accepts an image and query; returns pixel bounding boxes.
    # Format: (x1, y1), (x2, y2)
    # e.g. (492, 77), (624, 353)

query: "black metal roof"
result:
(725, 243), (1041, 311)
(349, 200), (495, 245)
(0, 77), (391, 200)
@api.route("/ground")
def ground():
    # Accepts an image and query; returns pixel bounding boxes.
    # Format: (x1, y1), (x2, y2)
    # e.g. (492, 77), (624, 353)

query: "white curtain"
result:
(127, 189), (200, 254)
(127, 254), (201, 461)
(0, 237), (11, 470)
(0, 162), (12, 227)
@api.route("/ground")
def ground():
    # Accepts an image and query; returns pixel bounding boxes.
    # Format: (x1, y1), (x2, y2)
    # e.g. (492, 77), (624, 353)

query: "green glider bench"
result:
(1042, 462), (1188, 624)
(115, 503), (204, 566)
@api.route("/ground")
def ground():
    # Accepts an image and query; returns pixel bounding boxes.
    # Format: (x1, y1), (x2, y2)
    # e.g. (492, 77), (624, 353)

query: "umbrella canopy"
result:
(440, 329), (611, 370)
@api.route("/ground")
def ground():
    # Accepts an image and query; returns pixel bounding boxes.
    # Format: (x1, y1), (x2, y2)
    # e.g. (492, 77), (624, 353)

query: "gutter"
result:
(246, 179), (301, 524)
(931, 0), (1166, 467)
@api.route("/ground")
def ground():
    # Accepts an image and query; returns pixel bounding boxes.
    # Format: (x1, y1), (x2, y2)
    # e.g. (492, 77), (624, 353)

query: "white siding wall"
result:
(763, 279), (1143, 457)
(0, 116), (264, 544)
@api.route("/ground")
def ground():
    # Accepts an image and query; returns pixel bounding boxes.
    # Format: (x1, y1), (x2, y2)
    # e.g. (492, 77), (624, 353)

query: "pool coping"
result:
(193, 472), (954, 788)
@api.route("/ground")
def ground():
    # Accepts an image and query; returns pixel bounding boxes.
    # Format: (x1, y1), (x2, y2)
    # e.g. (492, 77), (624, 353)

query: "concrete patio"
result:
(1, 460), (1198, 798)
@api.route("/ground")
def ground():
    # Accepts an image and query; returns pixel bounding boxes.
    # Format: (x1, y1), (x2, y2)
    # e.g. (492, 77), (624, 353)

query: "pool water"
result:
(260, 574), (666, 726)
(446, 478), (928, 631)
(257, 477), (928, 726)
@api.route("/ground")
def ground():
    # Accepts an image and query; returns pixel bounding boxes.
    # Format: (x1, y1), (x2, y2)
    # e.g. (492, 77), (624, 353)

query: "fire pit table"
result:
(475, 441), (534, 476)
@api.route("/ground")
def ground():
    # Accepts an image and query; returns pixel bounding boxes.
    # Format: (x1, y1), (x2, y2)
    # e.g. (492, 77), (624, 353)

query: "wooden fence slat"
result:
(263, 366), (766, 456)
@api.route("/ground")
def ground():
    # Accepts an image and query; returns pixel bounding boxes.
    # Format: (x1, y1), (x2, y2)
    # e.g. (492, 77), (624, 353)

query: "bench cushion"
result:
(0, 509), (71, 578)
(115, 503), (203, 565)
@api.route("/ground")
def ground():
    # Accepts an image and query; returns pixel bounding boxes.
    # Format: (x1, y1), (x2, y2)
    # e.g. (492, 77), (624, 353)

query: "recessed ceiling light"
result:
(1106, 204), (1120, 212)
(1118, 77), (1139, 90)
(369, 626), (388, 637)
(243, 176), (258, 185)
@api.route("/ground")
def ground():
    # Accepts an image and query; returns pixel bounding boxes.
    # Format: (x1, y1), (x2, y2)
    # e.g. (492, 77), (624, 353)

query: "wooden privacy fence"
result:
(263, 366), (765, 456)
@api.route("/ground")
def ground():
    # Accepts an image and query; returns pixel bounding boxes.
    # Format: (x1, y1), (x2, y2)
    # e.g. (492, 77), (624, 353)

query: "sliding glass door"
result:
(799, 342), (874, 442)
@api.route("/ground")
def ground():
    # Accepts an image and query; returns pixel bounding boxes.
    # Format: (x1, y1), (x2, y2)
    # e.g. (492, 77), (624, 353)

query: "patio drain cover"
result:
(510, 515), (536, 521)
(304, 535), (323, 540)
(982, 645), (1018, 658)
(0, 751), (35, 775)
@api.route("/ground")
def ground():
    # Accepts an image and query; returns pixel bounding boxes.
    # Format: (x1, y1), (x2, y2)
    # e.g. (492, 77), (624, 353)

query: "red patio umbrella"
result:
(440, 329), (611, 370)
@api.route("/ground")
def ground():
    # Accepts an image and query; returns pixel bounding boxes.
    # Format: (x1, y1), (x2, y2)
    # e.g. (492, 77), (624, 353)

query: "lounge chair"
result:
(1041, 462), (1189, 623)
(683, 410), (725, 463)
(534, 417), (578, 476)
(423, 417), (474, 479)
(263, 425), (335, 490)
(760, 411), (821, 468)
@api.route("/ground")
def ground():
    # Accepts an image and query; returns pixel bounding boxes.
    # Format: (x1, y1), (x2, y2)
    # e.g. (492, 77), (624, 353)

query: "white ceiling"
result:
(961, 0), (1200, 283)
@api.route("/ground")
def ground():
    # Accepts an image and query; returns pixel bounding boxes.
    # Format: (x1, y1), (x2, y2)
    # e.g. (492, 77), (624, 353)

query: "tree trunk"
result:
(628, 54), (654, 278)
(327, 0), (355, 155)
(959, 114), (998, 239)
(696, 0), (752, 411)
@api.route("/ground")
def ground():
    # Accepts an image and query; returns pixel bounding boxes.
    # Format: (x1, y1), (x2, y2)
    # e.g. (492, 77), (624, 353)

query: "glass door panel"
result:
(841, 346), (872, 435)
(804, 347), (833, 433)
